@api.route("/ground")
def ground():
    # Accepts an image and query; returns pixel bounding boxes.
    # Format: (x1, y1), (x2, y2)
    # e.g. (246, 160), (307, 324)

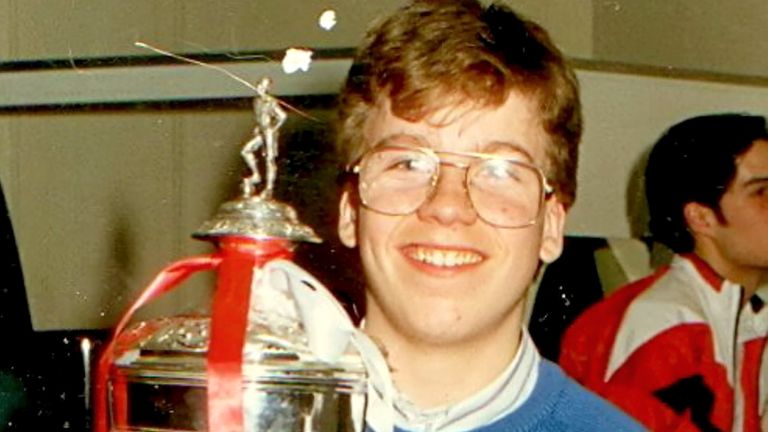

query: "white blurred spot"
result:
(281, 48), (313, 74)
(81, 337), (91, 353)
(319, 9), (337, 30)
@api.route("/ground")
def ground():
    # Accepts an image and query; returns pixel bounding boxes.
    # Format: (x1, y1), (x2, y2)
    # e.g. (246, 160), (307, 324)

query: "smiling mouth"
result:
(402, 246), (484, 268)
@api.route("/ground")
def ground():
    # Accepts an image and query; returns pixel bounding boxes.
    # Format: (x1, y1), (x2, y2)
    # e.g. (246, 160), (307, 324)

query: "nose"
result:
(416, 165), (478, 226)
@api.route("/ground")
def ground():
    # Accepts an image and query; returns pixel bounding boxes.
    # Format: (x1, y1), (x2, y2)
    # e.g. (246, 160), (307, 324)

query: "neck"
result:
(692, 246), (767, 303)
(364, 312), (522, 409)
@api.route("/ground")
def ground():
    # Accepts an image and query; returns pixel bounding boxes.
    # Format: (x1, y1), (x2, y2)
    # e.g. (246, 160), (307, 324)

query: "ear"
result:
(338, 187), (358, 248)
(683, 201), (717, 236)
(539, 198), (566, 264)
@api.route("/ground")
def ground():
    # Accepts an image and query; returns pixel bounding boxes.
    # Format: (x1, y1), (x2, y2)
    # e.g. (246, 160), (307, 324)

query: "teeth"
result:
(408, 247), (482, 267)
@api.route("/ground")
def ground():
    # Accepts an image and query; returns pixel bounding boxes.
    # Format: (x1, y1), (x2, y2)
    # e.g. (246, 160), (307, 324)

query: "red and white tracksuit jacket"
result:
(559, 254), (768, 432)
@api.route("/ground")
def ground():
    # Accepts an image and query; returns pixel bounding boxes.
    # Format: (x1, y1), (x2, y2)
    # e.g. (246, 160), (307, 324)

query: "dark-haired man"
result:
(560, 113), (768, 431)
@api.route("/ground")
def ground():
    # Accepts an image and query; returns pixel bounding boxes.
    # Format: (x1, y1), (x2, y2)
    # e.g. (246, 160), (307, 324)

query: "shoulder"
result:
(477, 361), (646, 432)
(559, 269), (666, 384)
(603, 256), (723, 380)
(538, 361), (646, 431)
(573, 267), (667, 332)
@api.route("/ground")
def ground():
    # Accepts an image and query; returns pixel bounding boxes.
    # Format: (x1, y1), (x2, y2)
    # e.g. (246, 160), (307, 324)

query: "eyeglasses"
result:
(348, 145), (554, 228)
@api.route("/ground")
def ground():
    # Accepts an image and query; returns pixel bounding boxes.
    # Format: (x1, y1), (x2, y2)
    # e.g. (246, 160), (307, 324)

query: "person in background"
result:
(335, 0), (645, 430)
(560, 113), (768, 431)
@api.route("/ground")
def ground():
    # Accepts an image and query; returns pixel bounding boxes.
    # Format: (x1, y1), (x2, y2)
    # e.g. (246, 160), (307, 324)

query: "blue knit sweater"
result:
(375, 360), (645, 432)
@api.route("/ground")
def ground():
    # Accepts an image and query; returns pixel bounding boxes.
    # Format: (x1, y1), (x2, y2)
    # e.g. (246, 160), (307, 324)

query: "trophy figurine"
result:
(241, 77), (284, 199)
(92, 79), (391, 432)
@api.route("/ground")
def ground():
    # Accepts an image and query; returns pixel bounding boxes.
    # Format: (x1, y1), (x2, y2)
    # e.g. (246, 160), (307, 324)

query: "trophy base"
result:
(117, 373), (364, 431)
(112, 315), (366, 432)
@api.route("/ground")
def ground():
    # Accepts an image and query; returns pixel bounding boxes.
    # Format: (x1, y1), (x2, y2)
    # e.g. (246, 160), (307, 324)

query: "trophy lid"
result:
(193, 196), (321, 243)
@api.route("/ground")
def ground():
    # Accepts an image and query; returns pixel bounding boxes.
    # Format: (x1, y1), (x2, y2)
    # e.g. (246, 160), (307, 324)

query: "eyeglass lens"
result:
(358, 146), (545, 227)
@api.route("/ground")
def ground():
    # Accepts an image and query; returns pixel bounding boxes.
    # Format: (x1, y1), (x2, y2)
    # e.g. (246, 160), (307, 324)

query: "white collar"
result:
(366, 330), (541, 432)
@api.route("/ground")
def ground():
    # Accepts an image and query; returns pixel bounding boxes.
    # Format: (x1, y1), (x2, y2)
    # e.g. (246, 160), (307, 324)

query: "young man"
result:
(560, 113), (768, 431)
(335, 1), (644, 430)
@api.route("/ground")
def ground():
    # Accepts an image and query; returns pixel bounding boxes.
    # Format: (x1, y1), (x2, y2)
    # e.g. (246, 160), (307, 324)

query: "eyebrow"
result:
(375, 134), (535, 163)
(481, 141), (535, 163)
(375, 133), (425, 148)
(743, 175), (768, 187)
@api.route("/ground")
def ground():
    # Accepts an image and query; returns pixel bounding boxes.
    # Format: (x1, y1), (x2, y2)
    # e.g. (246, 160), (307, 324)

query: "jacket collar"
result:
(680, 253), (726, 292)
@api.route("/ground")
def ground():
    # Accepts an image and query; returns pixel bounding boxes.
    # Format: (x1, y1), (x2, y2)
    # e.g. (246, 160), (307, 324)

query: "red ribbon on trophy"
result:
(93, 237), (294, 432)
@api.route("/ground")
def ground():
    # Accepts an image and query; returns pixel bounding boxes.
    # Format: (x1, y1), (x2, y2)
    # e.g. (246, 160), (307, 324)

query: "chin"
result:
(404, 309), (502, 345)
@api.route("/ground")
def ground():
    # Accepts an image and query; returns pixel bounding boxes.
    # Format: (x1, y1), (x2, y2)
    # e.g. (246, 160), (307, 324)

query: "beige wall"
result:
(571, 70), (768, 238)
(594, 0), (768, 77)
(0, 0), (591, 61)
(3, 1), (768, 79)
(1, 0), (401, 60)
(1, 108), (248, 329)
(507, 0), (594, 59)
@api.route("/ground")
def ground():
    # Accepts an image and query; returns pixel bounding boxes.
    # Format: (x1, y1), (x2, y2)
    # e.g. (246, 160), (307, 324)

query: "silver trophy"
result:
(98, 79), (371, 432)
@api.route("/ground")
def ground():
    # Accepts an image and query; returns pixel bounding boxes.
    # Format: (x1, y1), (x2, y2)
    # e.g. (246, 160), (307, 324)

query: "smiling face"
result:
(337, 91), (565, 349)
